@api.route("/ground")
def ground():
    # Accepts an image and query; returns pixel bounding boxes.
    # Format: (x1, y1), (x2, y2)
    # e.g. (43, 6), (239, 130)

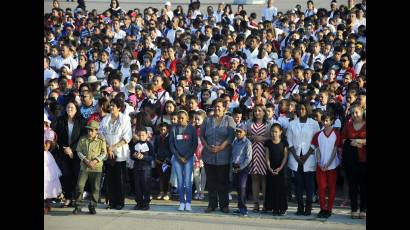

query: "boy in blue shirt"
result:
(231, 124), (253, 216)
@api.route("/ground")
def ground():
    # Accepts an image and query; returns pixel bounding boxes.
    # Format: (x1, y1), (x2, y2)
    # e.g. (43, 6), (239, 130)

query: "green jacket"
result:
(76, 135), (107, 172)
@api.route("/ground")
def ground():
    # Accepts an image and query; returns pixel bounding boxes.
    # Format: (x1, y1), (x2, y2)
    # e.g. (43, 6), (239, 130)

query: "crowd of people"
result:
(44, 0), (366, 220)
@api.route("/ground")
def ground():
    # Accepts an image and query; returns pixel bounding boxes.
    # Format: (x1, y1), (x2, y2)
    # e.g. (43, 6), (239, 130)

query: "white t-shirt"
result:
(262, 6), (278, 21)
(354, 60), (365, 75)
(44, 68), (58, 85)
(166, 11), (174, 20)
(251, 56), (273, 69)
(54, 55), (78, 70)
(244, 48), (259, 68)
(312, 129), (341, 170)
(113, 30), (126, 43)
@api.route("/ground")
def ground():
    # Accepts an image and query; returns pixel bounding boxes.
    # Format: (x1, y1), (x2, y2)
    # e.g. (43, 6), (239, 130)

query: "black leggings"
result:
(345, 162), (366, 212)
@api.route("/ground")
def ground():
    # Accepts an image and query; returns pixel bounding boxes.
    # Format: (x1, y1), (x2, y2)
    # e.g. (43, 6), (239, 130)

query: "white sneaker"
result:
(199, 194), (205, 200)
(178, 203), (185, 211)
(185, 203), (192, 211)
(194, 193), (200, 200)
(228, 193), (232, 201)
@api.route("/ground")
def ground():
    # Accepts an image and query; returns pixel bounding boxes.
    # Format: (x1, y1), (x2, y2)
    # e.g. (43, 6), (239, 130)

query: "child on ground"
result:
(44, 115), (62, 214)
(153, 122), (172, 200)
(73, 121), (107, 215)
(311, 113), (341, 218)
(231, 124), (253, 216)
(264, 123), (289, 216)
(193, 110), (207, 200)
(131, 127), (154, 210)
(169, 110), (198, 211)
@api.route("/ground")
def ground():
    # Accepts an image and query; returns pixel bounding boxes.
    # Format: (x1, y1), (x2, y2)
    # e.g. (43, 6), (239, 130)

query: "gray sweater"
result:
(200, 115), (236, 165)
(169, 124), (198, 160)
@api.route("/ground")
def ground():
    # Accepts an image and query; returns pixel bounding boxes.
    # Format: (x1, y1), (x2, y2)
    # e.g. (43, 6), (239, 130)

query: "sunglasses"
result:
(341, 59), (348, 62)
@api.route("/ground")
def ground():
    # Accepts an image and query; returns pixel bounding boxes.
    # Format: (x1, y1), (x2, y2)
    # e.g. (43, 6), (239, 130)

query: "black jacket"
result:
(153, 134), (172, 163)
(131, 141), (154, 170)
(51, 115), (87, 161)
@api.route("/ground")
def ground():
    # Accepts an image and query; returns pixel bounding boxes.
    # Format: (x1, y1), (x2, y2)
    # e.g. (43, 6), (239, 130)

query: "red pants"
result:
(316, 167), (338, 211)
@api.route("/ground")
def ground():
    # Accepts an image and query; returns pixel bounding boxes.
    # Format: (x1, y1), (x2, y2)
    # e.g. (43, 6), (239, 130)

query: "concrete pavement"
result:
(45, 199), (365, 230)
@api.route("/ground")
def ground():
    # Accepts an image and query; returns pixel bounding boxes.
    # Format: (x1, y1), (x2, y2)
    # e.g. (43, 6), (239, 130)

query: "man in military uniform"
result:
(73, 120), (107, 214)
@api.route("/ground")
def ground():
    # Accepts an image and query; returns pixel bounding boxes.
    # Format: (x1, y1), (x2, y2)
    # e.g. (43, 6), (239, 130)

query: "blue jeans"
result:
(172, 155), (194, 204)
(234, 166), (249, 211)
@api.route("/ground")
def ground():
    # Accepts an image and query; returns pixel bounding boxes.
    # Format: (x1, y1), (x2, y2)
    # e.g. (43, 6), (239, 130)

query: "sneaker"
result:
(156, 193), (164, 200)
(228, 193), (232, 201)
(142, 205), (150, 211)
(194, 193), (200, 200)
(163, 194), (170, 201)
(272, 210), (279, 216)
(134, 205), (143, 210)
(185, 203), (192, 211)
(178, 203), (185, 211)
(199, 193), (205, 200)
(359, 212), (366, 219)
(240, 210), (248, 216)
(325, 210), (332, 218)
(351, 211), (360, 219)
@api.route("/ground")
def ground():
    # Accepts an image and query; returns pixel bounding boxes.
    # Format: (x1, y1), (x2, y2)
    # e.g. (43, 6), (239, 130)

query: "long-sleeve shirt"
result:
(153, 134), (172, 162)
(200, 115), (236, 165)
(130, 141), (154, 170)
(231, 137), (253, 170)
(76, 135), (107, 172)
(169, 124), (198, 160)
(286, 117), (320, 172)
(100, 113), (132, 162)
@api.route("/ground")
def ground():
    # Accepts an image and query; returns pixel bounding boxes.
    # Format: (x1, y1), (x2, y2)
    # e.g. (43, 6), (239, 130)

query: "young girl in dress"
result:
(264, 123), (289, 216)
(44, 114), (62, 214)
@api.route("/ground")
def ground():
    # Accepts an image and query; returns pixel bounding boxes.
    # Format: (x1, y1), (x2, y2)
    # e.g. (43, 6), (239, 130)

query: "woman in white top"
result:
(286, 101), (320, 216)
(100, 97), (132, 210)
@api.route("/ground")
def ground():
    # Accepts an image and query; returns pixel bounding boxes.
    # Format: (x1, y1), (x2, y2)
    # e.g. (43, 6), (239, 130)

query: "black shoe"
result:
(205, 207), (215, 213)
(88, 206), (96, 215)
(233, 210), (241, 214)
(304, 202), (312, 216)
(142, 205), (150, 211)
(278, 210), (287, 216)
(304, 209), (312, 216)
(272, 210), (279, 216)
(221, 207), (229, 213)
(317, 210), (325, 218)
(114, 204), (124, 210)
(325, 210), (332, 218)
(296, 202), (304, 216)
(72, 208), (82, 214)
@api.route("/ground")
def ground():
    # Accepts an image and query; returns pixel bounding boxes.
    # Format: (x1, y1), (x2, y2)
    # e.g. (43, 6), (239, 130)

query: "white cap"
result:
(202, 76), (214, 86)
(165, 1), (171, 6)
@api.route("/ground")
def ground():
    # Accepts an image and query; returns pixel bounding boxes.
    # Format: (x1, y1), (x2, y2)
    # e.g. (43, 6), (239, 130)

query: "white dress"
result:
(44, 150), (62, 199)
